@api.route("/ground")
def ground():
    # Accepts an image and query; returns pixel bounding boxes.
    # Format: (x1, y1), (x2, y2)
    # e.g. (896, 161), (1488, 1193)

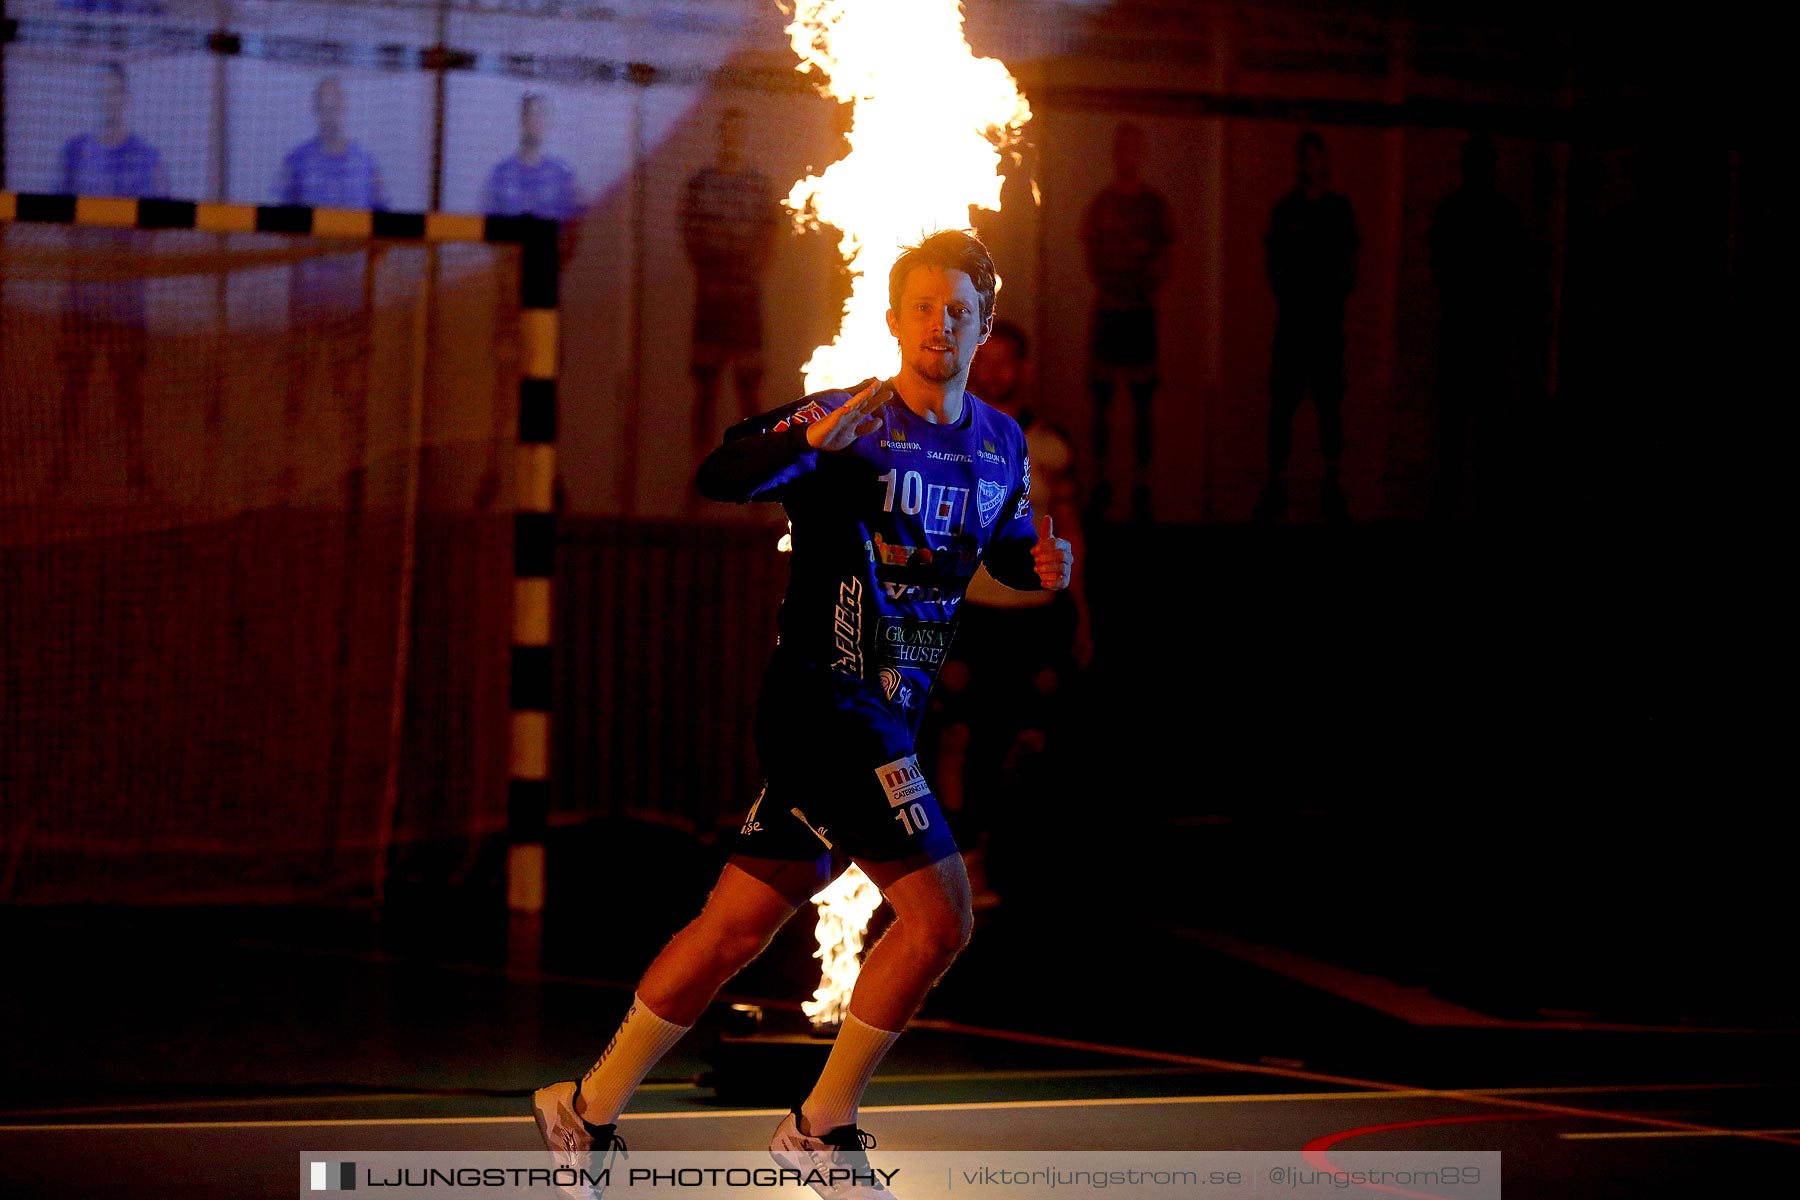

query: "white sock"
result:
(799, 1012), (902, 1135)
(575, 994), (690, 1126)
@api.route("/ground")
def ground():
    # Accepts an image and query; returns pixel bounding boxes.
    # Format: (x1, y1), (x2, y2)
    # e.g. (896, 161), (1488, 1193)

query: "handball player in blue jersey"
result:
(532, 230), (1073, 1200)
(273, 76), (387, 496)
(49, 61), (168, 493)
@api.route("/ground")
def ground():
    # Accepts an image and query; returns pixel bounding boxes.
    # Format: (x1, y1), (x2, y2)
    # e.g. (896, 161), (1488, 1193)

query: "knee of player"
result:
(906, 900), (973, 962)
(702, 915), (778, 970)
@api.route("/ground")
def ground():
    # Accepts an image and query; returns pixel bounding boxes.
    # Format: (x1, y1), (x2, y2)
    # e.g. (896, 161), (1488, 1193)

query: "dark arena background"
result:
(0, 2), (1785, 1199)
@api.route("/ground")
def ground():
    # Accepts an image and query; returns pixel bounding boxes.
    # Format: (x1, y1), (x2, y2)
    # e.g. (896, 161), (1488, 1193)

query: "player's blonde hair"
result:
(888, 230), (997, 326)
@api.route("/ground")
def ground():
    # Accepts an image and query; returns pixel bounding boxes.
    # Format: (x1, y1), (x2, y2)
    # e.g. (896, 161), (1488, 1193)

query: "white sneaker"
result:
(769, 1109), (898, 1199)
(530, 1080), (627, 1200)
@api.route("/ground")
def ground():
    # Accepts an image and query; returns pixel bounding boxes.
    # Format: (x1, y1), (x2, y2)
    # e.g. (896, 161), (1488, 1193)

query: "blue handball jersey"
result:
(699, 383), (1042, 737)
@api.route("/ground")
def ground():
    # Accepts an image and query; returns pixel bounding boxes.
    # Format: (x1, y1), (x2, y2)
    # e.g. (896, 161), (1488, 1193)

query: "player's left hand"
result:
(1033, 515), (1073, 590)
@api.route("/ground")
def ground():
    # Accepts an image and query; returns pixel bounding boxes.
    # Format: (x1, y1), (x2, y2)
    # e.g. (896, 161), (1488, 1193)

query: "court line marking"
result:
(907, 1018), (1404, 1090)
(6, 1084), (1797, 1138)
(1561, 1128), (1800, 1140)
(0, 1085), (1765, 1133)
(0, 1094), (1470, 1132)
(0, 1094), (442, 1119)
(909, 1019), (1800, 1148)
(1175, 929), (1787, 1034)
(0, 1082), (709, 1120)
(13, 942), (1793, 1147)
(1305, 1114), (1553, 1200)
(0, 1068), (1210, 1119)
(2, 1077), (1769, 1122)
(0, 1116), (550, 1132)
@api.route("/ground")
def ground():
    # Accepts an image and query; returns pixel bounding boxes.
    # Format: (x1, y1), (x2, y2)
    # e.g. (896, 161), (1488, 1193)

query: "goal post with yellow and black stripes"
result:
(0, 192), (561, 911)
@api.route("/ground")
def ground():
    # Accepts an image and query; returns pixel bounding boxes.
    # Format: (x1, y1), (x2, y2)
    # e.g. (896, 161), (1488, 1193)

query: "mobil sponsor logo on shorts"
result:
(830, 577), (863, 677)
(875, 753), (931, 807)
(878, 617), (952, 668)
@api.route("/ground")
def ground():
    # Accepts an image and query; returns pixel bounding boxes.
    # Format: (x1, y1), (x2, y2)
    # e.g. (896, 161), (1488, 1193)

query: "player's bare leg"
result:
(798, 852), (972, 1132)
(533, 860), (810, 1197)
(635, 860), (810, 1028)
(771, 854), (970, 1199)
(564, 860), (808, 1123)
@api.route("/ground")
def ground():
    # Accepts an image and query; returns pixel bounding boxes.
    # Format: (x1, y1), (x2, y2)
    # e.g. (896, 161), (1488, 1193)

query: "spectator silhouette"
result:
(49, 61), (168, 494)
(1428, 133), (1527, 521)
(275, 76), (387, 211)
(476, 92), (584, 511)
(1081, 122), (1174, 524)
(482, 92), (583, 224)
(1256, 131), (1358, 524)
(273, 76), (387, 498)
(680, 108), (780, 467)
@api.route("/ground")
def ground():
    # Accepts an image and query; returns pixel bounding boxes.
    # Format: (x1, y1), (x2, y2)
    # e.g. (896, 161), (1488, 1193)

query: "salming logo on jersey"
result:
(831, 577), (864, 677)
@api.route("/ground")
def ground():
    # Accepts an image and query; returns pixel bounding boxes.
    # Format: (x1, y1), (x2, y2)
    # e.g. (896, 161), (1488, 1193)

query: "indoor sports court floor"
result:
(3, 904), (1795, 1200)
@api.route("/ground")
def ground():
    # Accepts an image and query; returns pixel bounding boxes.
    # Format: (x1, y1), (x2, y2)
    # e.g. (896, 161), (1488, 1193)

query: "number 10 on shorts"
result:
(876, 754), (932, 836)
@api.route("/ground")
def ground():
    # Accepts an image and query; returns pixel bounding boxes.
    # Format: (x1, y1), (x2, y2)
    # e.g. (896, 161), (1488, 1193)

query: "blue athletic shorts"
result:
(733, 670), (960, 871)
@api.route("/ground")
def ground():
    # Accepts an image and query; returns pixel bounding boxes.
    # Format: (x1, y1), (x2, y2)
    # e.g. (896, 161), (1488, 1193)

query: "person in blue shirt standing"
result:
(275, 75), (387, 212)
(474, 91), (584, 510)
(529, 231), (1073, 1200)
(482, 92), (582, 223)
(273, 76), (387, 497)
(49, 61), (168, 494)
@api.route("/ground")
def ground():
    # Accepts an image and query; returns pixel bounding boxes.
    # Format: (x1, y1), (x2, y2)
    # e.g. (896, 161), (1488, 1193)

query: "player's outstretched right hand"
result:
(806, 378), (887, 452)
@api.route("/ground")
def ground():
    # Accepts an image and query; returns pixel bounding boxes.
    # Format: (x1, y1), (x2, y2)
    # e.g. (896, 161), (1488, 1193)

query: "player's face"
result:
(887, 266), (990, 387)
(968, 336), (1022, 407)
(718, 114), (744, 167)
(315, 80), (346, 138)
(522, 98), (546, 146)
(100, 71), (127, 127)
(1113, 124), (1145, 177)
(1299, 143), (1326, 189)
